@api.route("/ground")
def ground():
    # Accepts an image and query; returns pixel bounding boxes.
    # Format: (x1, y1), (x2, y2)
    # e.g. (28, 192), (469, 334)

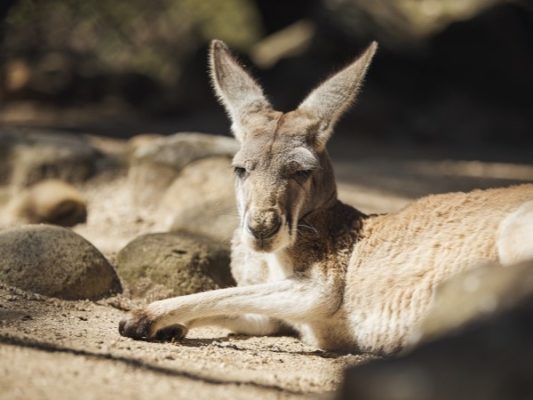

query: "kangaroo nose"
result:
(248, 210), (282, 239)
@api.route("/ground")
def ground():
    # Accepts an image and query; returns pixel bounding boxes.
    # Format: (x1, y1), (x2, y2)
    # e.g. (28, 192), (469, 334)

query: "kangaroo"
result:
(119, 40), (533, 354)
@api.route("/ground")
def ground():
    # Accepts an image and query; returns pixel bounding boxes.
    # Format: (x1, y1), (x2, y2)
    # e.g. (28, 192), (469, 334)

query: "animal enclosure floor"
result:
(1, 133), (533, 399)
(0, 284), (372, 399)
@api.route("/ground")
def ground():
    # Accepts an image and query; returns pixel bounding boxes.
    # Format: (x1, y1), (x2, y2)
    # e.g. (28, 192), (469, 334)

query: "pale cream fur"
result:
(119, 40), (533, 354)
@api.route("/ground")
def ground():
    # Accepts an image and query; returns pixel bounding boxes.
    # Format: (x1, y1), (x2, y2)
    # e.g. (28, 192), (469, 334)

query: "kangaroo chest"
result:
(265, 252), (294, 281)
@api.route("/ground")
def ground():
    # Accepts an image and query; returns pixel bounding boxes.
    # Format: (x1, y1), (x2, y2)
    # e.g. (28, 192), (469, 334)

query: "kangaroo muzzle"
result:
(247, 209), (282, 240)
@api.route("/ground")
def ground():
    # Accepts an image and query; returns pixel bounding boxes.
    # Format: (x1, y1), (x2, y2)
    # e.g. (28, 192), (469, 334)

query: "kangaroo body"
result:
(119, 40), (533, 354)
(231, 185), (533, 353)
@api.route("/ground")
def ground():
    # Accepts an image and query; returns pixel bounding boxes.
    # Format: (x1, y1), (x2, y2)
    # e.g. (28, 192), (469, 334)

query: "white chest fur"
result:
(265, 252), (294, 281)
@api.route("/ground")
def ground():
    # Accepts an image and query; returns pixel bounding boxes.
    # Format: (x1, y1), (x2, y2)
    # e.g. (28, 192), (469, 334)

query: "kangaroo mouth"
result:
(246, 222), (291, 253)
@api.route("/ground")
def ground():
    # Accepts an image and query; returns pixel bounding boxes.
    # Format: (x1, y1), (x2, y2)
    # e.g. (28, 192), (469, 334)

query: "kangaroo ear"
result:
(298, 42), (377, 148)
(210, 40), (271, 141)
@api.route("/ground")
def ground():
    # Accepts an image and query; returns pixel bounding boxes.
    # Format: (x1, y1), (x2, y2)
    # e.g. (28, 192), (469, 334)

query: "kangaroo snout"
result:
(247, 209), (282, 239)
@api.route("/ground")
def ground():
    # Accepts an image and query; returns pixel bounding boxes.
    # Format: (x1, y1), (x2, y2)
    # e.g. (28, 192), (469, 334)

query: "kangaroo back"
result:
(344, 184), (533, 353)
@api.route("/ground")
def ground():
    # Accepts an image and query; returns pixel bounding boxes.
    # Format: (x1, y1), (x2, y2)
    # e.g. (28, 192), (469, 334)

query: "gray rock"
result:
(338, 261), (533, 400)
(162, 157), (237, 243)
(128, 132), (238, 207)
(0, 129), (101, 187)
(0, 225), (122, 300)
(116, 232), (235, 300)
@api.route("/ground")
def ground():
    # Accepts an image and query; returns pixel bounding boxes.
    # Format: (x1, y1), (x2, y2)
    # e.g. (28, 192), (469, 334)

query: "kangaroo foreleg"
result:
(119, 277), (326, 340)
(187, 314), (291, 336)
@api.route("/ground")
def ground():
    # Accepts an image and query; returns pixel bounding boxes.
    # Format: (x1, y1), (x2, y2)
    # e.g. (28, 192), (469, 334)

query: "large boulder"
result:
(161, 157), (237, 243)
(2, 179), (87, 227)
(408, 261), (533, 345)
(338, 261), (533, 400)
(116, 232), (235, 301)
(0, 225), (122, 300)
(128, 132), (238, 208)
(0, 130), (101, 187)
(320, 0), (499, 46)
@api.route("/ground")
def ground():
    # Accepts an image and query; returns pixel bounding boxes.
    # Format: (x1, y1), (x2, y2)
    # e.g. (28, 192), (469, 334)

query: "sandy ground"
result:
(0, 284), (373, 400)
(1, 134), (533, 400)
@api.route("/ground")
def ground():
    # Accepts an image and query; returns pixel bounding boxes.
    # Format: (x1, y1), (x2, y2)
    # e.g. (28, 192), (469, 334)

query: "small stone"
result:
(116, 231), (235, 299)
(3, 179), (87, 227)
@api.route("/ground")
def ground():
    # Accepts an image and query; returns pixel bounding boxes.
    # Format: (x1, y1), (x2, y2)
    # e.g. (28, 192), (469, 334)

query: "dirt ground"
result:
(0, 283), (376, 400)
(1, 134), (532, 400)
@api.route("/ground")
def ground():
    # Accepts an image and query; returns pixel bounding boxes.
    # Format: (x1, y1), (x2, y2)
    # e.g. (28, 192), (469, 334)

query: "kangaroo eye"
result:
(233, 166), (247, 178)
(293, 170), (312, 180)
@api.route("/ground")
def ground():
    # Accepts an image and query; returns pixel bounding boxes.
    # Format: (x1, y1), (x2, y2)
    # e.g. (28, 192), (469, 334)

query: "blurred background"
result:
(1, 0), (532, 147)
(0, 3), (533, 398)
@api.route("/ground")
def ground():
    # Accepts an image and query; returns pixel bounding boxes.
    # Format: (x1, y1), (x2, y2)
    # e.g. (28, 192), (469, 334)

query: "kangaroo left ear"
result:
(298, 42), (378, 148)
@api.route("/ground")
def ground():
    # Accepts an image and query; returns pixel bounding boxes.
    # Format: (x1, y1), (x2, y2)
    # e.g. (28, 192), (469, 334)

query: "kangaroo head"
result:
(210, 40), (377, 252)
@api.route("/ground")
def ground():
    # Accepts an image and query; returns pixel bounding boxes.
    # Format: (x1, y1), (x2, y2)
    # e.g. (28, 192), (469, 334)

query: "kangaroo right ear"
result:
(209, 40), (271, 141)
(298, 42), (377, 149)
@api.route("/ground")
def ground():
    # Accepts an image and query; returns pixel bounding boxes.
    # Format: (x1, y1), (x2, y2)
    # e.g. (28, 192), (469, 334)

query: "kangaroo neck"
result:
(287, 199), (366, 265)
